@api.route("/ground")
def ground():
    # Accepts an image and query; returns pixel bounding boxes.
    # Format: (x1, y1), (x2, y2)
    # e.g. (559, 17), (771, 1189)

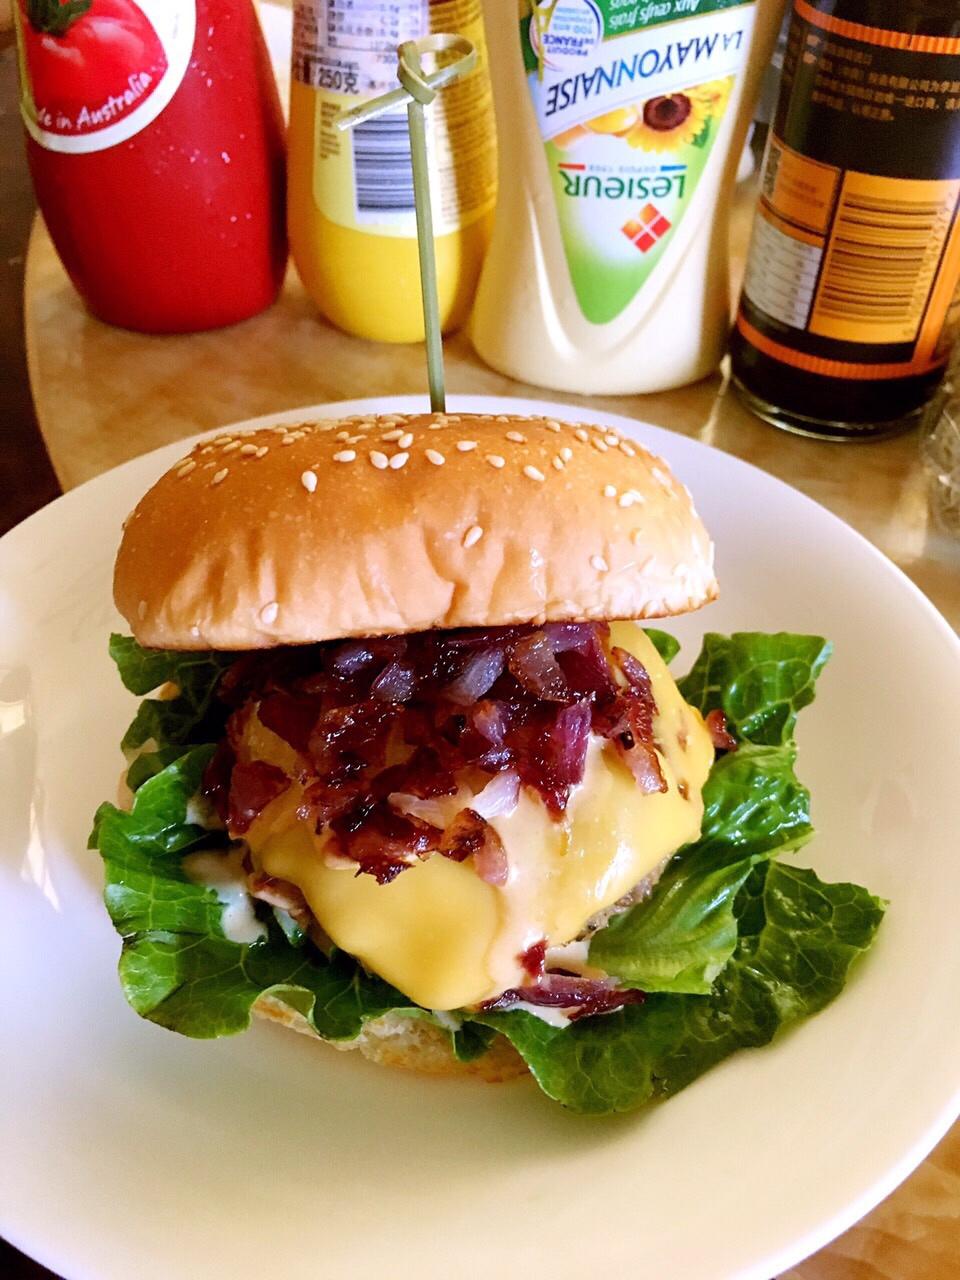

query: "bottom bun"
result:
(254, 995), (528, 1083)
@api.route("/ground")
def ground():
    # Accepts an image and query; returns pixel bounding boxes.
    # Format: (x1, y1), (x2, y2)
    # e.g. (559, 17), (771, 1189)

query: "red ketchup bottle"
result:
(14, 0), (287, 333)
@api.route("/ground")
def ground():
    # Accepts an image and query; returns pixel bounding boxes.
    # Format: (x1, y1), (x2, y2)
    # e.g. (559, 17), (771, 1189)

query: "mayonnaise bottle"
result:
(472, 0), (785, 394)
(288, 0), (497, 344)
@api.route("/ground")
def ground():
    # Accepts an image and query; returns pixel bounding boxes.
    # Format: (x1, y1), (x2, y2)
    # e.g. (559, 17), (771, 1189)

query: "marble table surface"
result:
(20, 2), (960, 1273)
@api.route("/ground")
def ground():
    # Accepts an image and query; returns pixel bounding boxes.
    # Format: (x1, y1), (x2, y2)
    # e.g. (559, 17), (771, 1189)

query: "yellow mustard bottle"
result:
(288, 0), (497, 344)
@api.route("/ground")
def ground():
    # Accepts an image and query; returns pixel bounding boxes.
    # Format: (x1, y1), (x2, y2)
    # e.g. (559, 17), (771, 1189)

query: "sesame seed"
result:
(190, 625), (201, 639)
(560, 446), (573, 462)
(222, 441), (242, 453)
(523, 465), (545, 483)
(369, 450), (389, 470)
(496, 414), (510, 422)
(605, 434), (620, 447)
(240, 443), (259, 456)
(457, 440), (478, 452)
(255, 446), (269, 458)
(428, 422), (445, 430)
(137, 600), (147, 620)
(463, 524), (483, 548)
(214, 435), (234, 445)
(212, 468), (229, 485)
(336, 430), (350, 441)
(176, 460), (196, 477)
(445, 414), (461, 422)
(200, 445), (214, 455)
(333, 450), (356, 463)
(575, 428), (589, 443)
(398, 432), (414, 449)
(620, 442), (637, 458)
(545, 419), (561, 432)
(389, 451), (409, 469)
(506, 431), (526, 443)
(260, 601), (279, 625)
(425, 449), (445, 466)
(381, 429), (404, 442)
(553, 456), (565, 471)
(301, 470), (318, 492)
(603, 484), (617, 498)
(591, 437), (608, 453)
(486, 454), (505, 469)
(590, 555), (609, 573)
(618, 493), (633, 508)
(652, 467), (672, 487)
(280, 436), (297, 446)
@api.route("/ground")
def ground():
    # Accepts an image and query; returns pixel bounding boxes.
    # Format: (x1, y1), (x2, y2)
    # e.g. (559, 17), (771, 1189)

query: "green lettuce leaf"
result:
(452, 1022), (498, 1063)
(95, 744), (414, 1041)
(643, 627), (681, 664)
(109, 633), (234, 751)
(679, 632), (832, 745)
(588, 743), (813, 993)
(588, 632), (833, 997)
(471, 863), (885, 1114)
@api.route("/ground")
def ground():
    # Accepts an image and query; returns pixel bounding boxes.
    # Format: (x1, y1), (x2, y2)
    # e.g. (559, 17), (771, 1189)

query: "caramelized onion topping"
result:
(203, 622), (669, 882)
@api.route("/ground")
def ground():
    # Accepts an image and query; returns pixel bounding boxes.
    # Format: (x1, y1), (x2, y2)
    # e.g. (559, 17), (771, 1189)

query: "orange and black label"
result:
(737, 0), (960, 380)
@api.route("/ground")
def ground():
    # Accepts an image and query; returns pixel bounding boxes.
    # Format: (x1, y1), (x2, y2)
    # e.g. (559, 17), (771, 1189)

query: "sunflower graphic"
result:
(690, 76), (734, 116)
(585, 105), (640, 136)
(625, 92), (709, 152)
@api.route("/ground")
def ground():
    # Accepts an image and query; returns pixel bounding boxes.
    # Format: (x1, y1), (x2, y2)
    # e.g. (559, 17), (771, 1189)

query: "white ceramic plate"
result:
(3, 396), (959, 1280)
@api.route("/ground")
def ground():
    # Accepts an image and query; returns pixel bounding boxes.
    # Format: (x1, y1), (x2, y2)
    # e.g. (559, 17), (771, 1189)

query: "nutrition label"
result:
(293, 0), (496, 236)
(293, 0), (428, 97)
(737, 0), (960, 380)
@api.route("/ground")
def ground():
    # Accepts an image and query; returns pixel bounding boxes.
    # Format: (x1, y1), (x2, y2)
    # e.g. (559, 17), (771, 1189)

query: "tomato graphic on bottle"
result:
(14, 0), (288, 334)
(18, 0), (168, 136)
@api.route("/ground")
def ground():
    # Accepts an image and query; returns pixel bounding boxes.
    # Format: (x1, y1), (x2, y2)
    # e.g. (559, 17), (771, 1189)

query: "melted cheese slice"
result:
(247, 625), (714, 1011)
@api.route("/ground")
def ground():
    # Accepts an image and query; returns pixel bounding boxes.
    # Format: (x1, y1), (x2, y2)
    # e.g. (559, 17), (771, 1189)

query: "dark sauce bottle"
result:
(731, 0), (960, 439)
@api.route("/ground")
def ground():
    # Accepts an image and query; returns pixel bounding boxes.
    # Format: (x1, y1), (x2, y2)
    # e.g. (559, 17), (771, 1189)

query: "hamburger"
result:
(93, 410), (884, 1112)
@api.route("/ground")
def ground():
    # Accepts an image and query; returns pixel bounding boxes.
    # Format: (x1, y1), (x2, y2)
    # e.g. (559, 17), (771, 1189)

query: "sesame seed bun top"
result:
(114, 412), (717, 650)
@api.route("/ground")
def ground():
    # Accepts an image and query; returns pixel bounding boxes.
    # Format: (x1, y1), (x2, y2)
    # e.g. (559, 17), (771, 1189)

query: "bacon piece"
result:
(705, 708), (738, 752)
(519, 940), (546, 978)
(439, 809), (508, 885)
(225, 703), (253, 752)
(308, 700), (397, 772)
(298, 771), (368, 826)
(518, 700), (592, 816)
(330, 801), (442, 885)
(256, 690), (321, 754)
(373, 746), (458, 801)
(599, 647), (667, 794)
(481, 973), (645, 1017)
(618, 737), (667, 794)
(227, 761), (289, 835)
